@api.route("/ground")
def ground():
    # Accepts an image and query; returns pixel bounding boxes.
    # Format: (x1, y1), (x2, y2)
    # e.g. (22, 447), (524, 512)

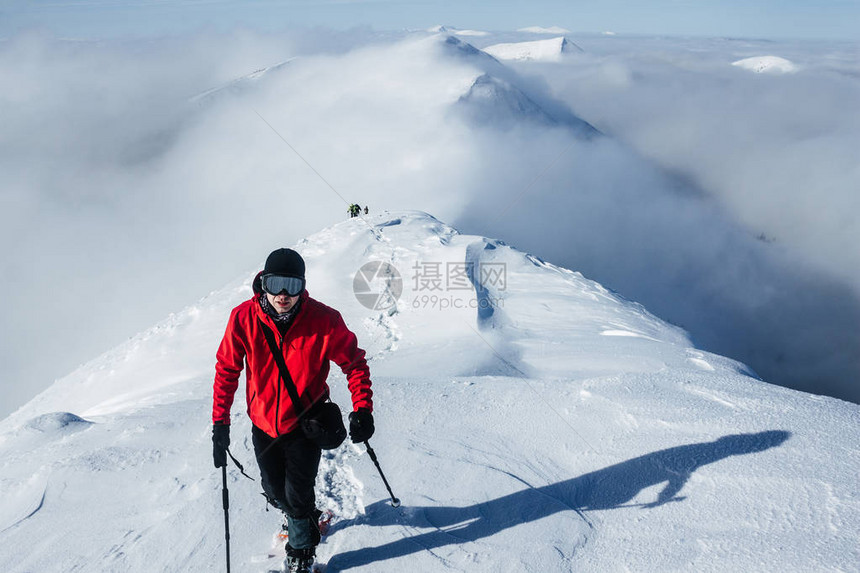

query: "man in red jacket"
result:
(212, 248), (374, 573)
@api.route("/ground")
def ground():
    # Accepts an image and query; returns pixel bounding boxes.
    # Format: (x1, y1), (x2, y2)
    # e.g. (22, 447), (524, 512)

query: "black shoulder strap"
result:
(258, 318), (308, 420)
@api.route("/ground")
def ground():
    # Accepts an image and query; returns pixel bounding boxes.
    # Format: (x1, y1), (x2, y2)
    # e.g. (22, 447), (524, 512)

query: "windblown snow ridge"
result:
(483, 36), (583, 62)
(0, 211), (857, 573)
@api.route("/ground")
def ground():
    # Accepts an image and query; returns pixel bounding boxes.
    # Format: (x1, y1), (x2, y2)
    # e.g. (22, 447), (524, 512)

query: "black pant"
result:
(252, 424), (322, 516)
(252, 425), (322, 548)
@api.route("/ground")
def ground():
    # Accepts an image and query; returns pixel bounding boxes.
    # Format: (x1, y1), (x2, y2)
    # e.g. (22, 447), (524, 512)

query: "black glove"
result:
(348, 408), (374, 443)
(212, 423), (230, 468)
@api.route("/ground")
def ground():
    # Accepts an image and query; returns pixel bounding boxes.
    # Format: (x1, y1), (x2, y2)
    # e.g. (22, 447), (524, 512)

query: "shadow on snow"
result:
(327, 430), (790, 570)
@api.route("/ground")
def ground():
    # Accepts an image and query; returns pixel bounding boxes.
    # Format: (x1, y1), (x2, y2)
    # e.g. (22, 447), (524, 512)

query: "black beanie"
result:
(264, 248), (305, 278)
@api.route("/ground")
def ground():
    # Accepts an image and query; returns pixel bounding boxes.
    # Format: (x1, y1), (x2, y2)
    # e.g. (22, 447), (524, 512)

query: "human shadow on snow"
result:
(327, 430), (790, 570)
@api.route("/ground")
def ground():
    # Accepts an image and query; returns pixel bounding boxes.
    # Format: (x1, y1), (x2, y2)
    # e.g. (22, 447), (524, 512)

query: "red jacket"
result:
(212, 274), (373, 438)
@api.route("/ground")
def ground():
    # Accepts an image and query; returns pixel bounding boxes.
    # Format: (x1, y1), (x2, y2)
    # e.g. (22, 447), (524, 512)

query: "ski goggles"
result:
(261, 274), (305, 297)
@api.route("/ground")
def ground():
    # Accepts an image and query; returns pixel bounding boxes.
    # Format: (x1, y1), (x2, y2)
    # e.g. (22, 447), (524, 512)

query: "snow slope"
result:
(483, 37), (581, 62)
(1, 211), (858, 572)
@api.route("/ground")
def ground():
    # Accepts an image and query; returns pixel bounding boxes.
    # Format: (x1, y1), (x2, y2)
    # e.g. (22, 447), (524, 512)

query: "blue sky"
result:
(2, 0), (859, 40)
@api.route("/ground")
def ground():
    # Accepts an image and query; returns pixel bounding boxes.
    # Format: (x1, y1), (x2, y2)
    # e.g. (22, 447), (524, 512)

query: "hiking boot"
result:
(284, 545), (315, 573)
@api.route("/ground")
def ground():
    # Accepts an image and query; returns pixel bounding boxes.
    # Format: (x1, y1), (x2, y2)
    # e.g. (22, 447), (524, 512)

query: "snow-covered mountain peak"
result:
(412, 36), (598, 134)
(426, 25), (489, 37)
(483, 36), (582, 62)
(456, 73), (559, 127)
(185, 33), (597, 143)
(433, 33), (499, 65)
(731, 55), (798, 74)
(2, 209), (676, 423)
(517, 26), (572, 35)
(1, 211), (858, 572)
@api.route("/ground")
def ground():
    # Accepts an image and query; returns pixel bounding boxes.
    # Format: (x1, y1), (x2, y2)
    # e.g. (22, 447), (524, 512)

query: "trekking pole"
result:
(221, 465), (231, 573)
(363, 441), (400, 507)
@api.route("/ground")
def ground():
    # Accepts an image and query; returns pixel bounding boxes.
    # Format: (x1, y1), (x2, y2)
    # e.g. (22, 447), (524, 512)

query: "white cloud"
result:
(495, 35), (860, 400)
(0, 28), (382, 417)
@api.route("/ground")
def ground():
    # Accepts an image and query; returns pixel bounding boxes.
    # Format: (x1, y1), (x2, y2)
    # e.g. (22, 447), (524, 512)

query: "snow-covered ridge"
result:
(483, 36), (582, 62)
(457, 74), (559, 127)
(0, 209), (680, 424)
(731, 55), (798, 74)
(426, 25), (488, 37)
(1, 211), (858, 572)
(453, 29), (490, 37)
(189, 58), (296, 104)
(427, 34), (598, 135)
